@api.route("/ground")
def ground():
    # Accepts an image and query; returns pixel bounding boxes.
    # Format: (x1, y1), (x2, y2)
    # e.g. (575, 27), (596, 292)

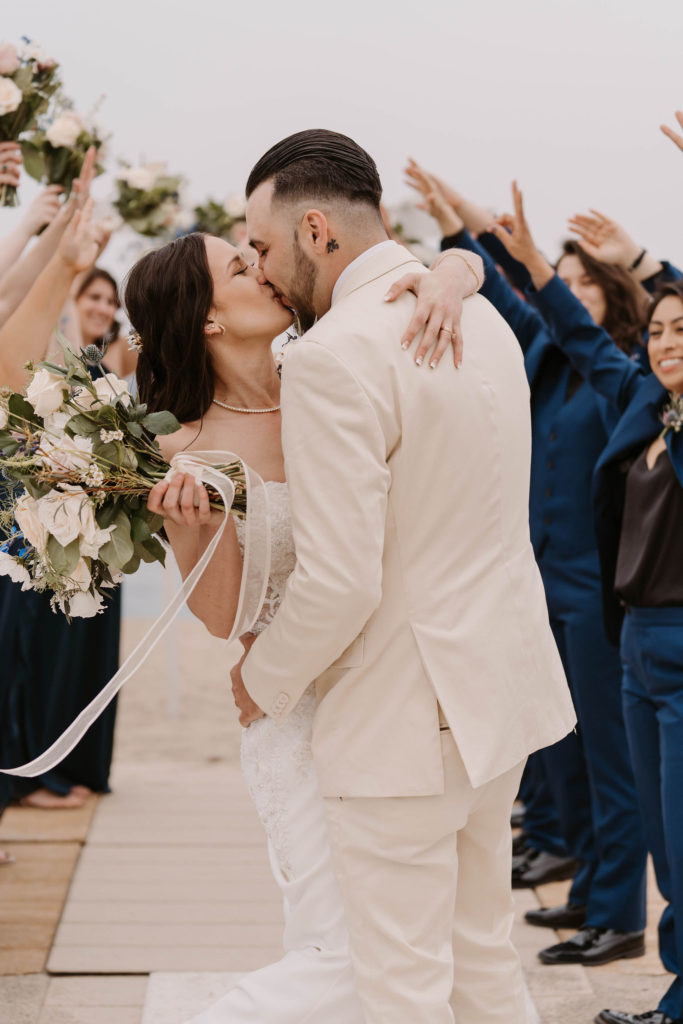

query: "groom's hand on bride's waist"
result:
(231, 635), (265, 727)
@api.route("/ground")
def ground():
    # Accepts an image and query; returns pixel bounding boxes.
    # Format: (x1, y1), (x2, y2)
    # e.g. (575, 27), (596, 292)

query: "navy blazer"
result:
(444, 231), (622, 568)
(531, 274), (683, 642)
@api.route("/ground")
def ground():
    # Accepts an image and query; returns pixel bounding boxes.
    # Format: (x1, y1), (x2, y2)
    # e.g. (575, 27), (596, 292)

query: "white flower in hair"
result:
(0, 76), (22, 116)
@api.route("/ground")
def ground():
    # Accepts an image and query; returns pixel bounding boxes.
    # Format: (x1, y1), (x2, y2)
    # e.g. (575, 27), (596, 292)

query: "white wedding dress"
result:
(186, 482), (365, 1024)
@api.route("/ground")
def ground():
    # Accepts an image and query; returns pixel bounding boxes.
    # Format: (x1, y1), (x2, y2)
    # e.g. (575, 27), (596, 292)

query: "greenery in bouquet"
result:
(192, 193), (247, 240)
(0, 340), (246, 619)
(113, 162), (183, 238)
(21, 104), (107, 197)
(0, 38), (61, 207)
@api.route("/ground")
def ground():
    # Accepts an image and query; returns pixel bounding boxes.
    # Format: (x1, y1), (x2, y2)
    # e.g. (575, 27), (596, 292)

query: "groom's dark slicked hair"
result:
(245, 129), (383, 211)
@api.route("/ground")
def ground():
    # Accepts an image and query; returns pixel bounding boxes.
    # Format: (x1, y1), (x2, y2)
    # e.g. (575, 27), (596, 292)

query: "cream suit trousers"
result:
(324, 732), (527, 1024)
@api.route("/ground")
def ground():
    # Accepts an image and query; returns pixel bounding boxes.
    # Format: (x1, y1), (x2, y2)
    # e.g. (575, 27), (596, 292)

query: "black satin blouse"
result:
(615, 445), (683, 608)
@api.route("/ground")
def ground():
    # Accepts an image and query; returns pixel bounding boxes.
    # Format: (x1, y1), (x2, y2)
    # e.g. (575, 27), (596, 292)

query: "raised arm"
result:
(490, 182), (645, 413)
(402, 159), (545, 355)
(0, 200), (99, 390)
(0, 186), (63, 281)
(240, 341), (390, 721)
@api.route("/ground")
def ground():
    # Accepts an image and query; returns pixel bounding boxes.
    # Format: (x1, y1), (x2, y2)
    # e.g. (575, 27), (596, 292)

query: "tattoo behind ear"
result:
(326, 238), (339, 254)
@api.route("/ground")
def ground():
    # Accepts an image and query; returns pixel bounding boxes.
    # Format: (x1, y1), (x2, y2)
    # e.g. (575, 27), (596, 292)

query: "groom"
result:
(233, 129), (575, 1024)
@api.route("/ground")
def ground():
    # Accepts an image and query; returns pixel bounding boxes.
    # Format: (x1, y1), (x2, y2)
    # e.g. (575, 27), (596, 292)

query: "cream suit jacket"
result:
(242, 241), (576, 798)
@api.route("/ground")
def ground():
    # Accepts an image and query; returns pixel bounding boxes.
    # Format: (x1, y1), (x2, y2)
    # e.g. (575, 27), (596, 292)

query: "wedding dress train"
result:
(185, 482), (364, 1023)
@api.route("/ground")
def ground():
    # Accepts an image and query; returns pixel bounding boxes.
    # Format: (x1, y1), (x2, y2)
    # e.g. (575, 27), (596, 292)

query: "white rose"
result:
(66, 588), (105, 618)
(66, 557), (92, 592)
(45, 112), (83, 149)
(0, 403), (8, 430)
(39, 432), (93, 475)
(224, 193), (246, 219)
(0, 43), (20, 75)
(0, 76), (22, 117)
(15, 493), (48, 550)
(120, 162), (165, 191)
(26, 368), (68, 418)
(0, 550), (32, 590)
(18, 42), (56, 68)
(93, 373), (131, 406)
(43, 409), (71, 435)
(36, 485), (112, 553)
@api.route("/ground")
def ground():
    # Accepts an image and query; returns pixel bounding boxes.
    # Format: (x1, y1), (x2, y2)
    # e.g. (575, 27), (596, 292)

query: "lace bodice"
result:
(234, 481), (296, 634)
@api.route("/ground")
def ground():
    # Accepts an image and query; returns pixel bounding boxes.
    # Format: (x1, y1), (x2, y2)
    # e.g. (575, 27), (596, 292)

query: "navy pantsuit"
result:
(534, 271), (683, 1019)
(443, 231), (648, 930)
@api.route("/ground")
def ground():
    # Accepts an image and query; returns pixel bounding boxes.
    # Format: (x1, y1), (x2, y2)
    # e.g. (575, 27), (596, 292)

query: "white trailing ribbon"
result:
(2, 451), (271, 777)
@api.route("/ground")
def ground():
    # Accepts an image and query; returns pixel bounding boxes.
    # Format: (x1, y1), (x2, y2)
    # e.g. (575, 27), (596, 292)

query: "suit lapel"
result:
(600, 375), (666, 470)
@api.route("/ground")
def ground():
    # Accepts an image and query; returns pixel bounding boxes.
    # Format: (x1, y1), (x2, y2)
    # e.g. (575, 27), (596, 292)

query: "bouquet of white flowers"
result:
(0, 340), (246, 619)
(113, 162), (183, 237)
(21, 103), (107, 196)
(0, 38), (61, 206)
(191, 193), (247, 240)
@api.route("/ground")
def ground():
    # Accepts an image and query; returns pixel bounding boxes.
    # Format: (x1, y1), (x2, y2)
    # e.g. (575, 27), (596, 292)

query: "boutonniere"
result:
(660, 392), (683, 439)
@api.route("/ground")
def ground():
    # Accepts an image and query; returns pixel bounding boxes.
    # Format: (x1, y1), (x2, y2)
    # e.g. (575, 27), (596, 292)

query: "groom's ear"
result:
(299, 209), (329, 257)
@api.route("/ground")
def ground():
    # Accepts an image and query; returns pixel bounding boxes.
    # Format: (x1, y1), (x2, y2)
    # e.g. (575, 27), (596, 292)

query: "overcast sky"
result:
(3, 0), (682, 277)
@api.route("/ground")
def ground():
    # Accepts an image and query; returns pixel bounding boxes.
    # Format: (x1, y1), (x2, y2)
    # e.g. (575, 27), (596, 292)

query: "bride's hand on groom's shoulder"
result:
(147, 473), (213, 527)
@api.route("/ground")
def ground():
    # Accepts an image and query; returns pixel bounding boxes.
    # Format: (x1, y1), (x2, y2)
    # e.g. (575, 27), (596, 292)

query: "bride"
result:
(125, 230), (478, 1022)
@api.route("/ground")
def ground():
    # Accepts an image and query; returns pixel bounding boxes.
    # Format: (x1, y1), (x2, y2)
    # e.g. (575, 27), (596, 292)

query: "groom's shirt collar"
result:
(331, 240), (396, 305)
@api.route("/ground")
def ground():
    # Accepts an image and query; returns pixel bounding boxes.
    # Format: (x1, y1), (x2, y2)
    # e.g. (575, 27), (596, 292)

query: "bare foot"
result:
(19, 788), (86, 809)
(69, 785), (92, 799)
(0, 850), (15, 865)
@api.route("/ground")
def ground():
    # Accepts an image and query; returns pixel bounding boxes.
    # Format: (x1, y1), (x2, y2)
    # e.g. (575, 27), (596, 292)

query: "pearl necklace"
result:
(212, 398), (281, 414)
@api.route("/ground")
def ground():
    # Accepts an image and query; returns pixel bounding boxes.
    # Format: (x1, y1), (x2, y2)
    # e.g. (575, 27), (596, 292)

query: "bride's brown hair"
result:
(124, 233), (215, 423)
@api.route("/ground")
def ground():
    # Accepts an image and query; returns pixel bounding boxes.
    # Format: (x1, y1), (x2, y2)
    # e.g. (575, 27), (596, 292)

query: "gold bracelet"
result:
(436, 250), (483, 295)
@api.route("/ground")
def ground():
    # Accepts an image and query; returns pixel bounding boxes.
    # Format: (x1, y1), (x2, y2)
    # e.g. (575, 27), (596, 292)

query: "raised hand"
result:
(661, 110), (683, 153)
(21, 185), (64, 236)
(56, 199), (101, 274)
(490, 182), (554, 289)
(71, 146), (97, 208)
(404, 159), (464, 237)
(567, 209), (641, 267)
(0, 142), (21, 187)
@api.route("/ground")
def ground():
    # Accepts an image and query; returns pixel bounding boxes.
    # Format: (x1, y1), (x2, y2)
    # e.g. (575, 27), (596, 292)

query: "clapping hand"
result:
(0, 142), (21, 188)
(490, 182), (554, 290)
(567, 209), (641, 268)
(661, 110), (683, 153)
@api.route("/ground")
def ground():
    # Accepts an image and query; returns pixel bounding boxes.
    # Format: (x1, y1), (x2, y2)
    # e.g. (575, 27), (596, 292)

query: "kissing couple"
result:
(128, 128), (576, 1023)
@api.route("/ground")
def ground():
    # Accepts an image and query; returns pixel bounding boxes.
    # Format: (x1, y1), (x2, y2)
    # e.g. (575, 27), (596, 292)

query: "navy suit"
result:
(443, 231), (648, 931)
(533, 272), (683, 1022)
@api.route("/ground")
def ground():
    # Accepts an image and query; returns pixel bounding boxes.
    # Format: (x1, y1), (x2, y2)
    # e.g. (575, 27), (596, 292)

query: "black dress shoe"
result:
(511, 806), (525, 829)
(512, 848), (578, 889)
(595, 1011), (674, 1024)
(512, 832), (529, 856)
(525, 902), (587, 929)
(539, 926), (645, 966)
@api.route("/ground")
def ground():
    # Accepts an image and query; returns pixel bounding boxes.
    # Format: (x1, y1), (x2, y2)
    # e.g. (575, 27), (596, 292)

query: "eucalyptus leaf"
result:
(142, 535), (166, 565)
(66, 414), (100, 437)
(134, 540), (158, 564)
(141, 411), (182, 435)
(20, 141), (46, 182)
(130, 516), (151, 542)
(8, 393), (41, 428)
(125, 420), (143, 438)
(47, 535), (80, 575)
(96, 502), (120, 529)
(121, 554), (141, 575)
(98, 510), (134, 569)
